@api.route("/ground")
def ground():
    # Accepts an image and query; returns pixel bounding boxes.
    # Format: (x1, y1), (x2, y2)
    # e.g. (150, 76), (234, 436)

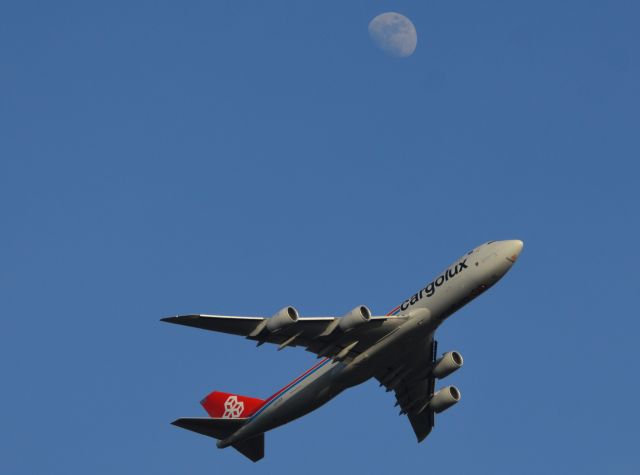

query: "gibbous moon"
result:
(368, 12), (417, 58)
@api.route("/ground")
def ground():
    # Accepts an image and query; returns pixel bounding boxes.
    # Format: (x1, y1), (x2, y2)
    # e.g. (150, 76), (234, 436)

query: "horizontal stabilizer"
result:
(172, 417), (245, 440)
(232, 433), (264, 462)
(172, 418), (265, 462)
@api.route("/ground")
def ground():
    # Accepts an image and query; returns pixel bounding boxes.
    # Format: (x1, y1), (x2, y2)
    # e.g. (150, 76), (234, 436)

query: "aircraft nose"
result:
(505, 240), (524, 263)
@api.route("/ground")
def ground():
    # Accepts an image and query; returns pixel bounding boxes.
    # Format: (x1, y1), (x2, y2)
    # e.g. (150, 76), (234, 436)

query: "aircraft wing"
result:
(375, 334), (437, 442)
(161, 312), (407, 362)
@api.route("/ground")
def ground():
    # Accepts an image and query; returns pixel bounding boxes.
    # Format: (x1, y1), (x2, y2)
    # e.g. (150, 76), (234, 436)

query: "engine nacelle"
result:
(266, 306), (299, 332)
(338, 305), (372, 332)
(432, 351), (464, 379)
(429, 386), (461, 414)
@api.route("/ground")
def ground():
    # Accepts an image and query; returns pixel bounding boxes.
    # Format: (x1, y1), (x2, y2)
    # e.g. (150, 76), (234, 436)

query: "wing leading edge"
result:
(161, 313), (405, 362)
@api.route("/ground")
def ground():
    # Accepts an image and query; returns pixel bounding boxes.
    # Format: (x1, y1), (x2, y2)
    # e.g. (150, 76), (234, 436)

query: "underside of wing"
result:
(374, 336), (462, 443)
(376, 336), (437, 441)
(161, 315), (264, 336)
(162, 305), (407, 362)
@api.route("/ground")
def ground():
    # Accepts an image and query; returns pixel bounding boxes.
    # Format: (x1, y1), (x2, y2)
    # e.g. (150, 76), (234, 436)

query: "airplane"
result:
(162, 239), (523, 462)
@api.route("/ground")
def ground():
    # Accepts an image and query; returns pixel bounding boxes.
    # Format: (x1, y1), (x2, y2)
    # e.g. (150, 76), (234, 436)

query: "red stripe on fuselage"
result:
(262, 358), (330, 405)
(386, 305), (401, 316)
(270, 304), (401, 399)
(257, 304), (400, 413)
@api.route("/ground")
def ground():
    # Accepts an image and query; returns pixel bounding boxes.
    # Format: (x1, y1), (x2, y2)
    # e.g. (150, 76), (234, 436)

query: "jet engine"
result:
(432, 351), (464, 379)
(429, 386), (461, 414)
(266, 306), (299, 332)
(339, 305), (372, 332)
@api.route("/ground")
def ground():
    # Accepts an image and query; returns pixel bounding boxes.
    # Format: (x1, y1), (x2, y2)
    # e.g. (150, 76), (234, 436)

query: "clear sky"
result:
(1, 1), (639, 473)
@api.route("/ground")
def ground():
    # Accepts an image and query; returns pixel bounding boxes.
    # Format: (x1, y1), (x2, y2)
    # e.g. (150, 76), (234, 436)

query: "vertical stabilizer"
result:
(200, 391), (265, 418)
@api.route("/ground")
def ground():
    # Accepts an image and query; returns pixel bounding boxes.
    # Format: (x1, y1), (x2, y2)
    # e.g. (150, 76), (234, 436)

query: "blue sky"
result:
(1, 1), (639, 473)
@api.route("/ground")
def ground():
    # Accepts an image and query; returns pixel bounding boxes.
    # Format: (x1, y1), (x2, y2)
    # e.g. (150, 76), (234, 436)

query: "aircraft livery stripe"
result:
(250, 302), (402, 421)
(386, 305), (401, 316)
(263, 358), (329, 403)
(250, 358), (331, 419)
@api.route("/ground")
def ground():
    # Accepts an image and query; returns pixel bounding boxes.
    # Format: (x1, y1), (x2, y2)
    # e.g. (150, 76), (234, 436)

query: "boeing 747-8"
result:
(162, 240), (523, 462)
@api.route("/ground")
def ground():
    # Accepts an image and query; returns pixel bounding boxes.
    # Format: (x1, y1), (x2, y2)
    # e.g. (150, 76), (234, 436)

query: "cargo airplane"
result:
(162, 240), (523, 462)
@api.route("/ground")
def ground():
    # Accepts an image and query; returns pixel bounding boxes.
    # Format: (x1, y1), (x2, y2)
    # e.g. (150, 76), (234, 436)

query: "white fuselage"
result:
(219, 240), (522, 447)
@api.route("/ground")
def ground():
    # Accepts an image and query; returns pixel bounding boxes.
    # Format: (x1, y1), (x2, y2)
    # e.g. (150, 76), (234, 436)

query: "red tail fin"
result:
(201, 391), (265, 419)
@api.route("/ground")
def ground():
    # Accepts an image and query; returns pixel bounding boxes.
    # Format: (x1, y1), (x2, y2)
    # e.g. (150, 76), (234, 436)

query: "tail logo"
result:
(222, 395), (245, 418)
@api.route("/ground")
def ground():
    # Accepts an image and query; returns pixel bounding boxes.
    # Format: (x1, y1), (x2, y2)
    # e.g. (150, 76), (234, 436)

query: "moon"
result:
(368, 12), (417, 58)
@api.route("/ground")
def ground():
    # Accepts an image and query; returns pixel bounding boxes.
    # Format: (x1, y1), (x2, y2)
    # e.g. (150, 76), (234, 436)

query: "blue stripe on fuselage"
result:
(249, 358), (332, 420)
